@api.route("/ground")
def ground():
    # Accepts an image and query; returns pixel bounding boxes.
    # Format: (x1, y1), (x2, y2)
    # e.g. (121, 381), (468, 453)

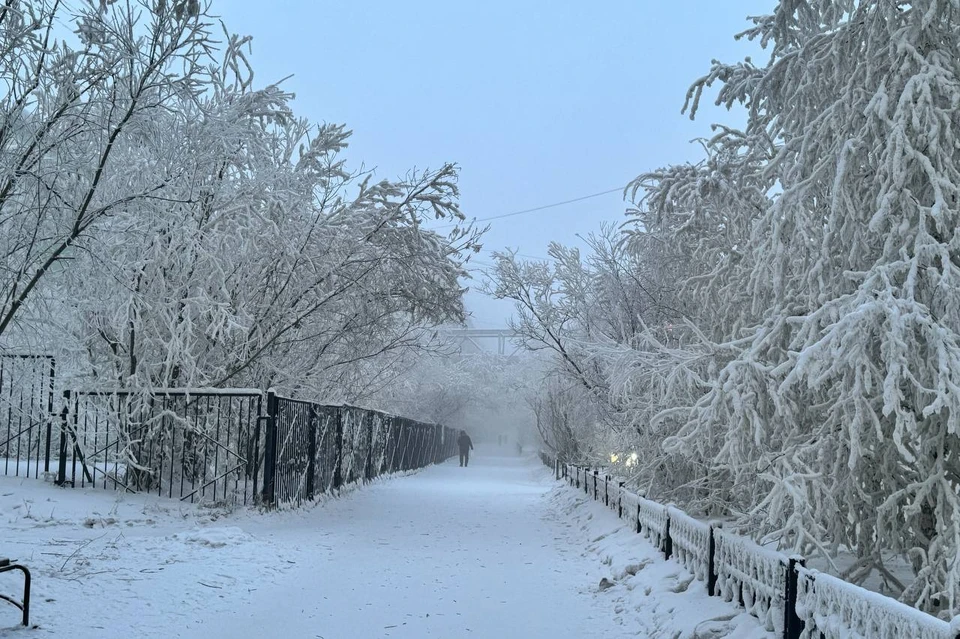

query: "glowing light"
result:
(610, 453), (619, 463)
(625, 452), (639, 467)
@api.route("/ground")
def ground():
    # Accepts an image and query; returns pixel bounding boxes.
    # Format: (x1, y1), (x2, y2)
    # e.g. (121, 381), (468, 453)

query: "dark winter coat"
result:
(457, 433), (473, 452)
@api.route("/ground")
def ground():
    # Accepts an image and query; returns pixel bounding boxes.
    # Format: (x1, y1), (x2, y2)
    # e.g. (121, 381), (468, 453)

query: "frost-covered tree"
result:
(1, 2), (481, 401)
(0, 0), (216, 343)
(486, 226), (685, 466)
(68, 87), (478, 399)
(620, 0), (960, 615)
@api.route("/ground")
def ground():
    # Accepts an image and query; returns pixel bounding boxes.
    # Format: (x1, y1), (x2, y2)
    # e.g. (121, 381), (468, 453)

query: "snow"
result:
(2, 448), (772, 638)
(171, 527), (252, 548)
(795, 567), (956, 639)
(712, 529), (788, 632)
(666, 506), (711, 582)
(545, 479), (773, 639)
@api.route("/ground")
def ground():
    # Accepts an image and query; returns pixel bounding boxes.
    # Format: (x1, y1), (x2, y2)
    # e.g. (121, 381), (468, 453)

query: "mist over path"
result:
(187, 447), (632, 638)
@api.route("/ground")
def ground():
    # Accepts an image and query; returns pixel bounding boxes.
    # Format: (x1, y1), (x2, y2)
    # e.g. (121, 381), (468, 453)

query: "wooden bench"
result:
(0, 558), (30, 627)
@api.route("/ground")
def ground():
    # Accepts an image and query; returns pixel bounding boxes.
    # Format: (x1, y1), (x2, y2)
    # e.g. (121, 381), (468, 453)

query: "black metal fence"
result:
(0, 355), (55, 480)
(264, 393), (457, 507)
(2, 379), (456, 508)
(57, 389), (265, 505)
(540, 452), (959, 639)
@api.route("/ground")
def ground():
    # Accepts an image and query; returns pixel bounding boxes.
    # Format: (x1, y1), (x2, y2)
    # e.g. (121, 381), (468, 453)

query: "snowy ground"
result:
(1, 448), (772, 638)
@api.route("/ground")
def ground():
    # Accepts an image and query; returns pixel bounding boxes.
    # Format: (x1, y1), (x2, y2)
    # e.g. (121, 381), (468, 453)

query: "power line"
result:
(474, 187), (623, 223)
(434, 186), (624, 229)
(478, 247), (552, 261)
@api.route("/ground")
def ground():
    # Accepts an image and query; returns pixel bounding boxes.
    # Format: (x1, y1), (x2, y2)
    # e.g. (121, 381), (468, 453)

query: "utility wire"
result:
(434, 186), (624, 229)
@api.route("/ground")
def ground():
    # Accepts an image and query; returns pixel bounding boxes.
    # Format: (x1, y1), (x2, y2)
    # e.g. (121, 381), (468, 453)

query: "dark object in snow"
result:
(598, 577), (614, 591)
(0, 557), (31, 627)
(458, 431), (474, 467)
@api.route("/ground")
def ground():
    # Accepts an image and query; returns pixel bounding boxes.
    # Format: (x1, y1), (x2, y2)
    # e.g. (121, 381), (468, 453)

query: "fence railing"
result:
(0, 355), (55, 480)
(539, 451), (960, 639)
(263, 393), (456, 507)
(1, 381), (455, 508)
(57, 389), (265, 505)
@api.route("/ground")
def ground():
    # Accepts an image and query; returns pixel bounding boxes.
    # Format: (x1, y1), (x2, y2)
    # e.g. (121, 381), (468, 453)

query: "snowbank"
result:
(547, 484), (773, 638)
(172, 526), (253, 548)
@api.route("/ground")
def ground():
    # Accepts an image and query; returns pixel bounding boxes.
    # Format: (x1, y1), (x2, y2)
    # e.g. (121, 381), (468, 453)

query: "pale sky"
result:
(217, 1), (770, 327)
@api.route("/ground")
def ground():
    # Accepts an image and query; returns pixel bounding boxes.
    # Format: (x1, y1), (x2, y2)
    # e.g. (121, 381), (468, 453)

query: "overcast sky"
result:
(217, 1), (770, 327)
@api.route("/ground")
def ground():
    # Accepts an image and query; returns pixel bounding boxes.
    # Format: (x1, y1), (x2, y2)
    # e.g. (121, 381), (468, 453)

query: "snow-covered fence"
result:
(636, 494), (669, 552)
(795, 567), (959, 639)
(12, 387), (458, 509)
(57, 389), (266, 506)
(0, 355), (55, 480)
(667, 506), (711, 583)
(547, 457), (958, 639)
(713, 529), (790, 633)
(261, 392), (457, 507)
(270, 397), (337, 506)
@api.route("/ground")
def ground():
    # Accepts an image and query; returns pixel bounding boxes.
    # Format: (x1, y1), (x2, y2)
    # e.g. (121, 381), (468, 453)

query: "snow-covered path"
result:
(3, 450), (770, 638)
(186, 450), (630, 638)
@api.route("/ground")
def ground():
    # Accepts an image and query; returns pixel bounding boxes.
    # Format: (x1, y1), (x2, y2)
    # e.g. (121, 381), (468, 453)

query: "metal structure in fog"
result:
(440, 328), (520, 357)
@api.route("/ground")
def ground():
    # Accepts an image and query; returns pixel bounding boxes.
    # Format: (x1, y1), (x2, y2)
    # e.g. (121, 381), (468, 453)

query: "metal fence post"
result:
(364, 413), (374, 481)
(707, 524), (718, 596)
(604, 475), (609, 506)
(250, 394), (264, 501)
(783, 556), (805, 639)
(385, 418), (396, 473)
(44, 418), (52, 476)
(412, 424), (420, 469)
(593, 469), (598, 500)
(333, 407), (344, 489)
(43, 357), (56, 474)
(390, 419), (401, 472)
(663, 512), (673, 559)
(305, 405), (318, 499)
(408, 424), (417, 470)
(424, 426), (431, 467)
(413, 425), (420, 469)
(618, 481), (625, 518)
(261, 390), (278, 505)
(55, 393), (69, 487)
(636, 502), (641, 534)
(399, 421), (409, 471)
(424, 426), (432, 467)
(417, 425), (426, 468)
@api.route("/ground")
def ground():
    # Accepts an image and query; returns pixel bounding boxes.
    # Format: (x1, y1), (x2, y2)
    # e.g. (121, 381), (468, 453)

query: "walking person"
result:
(457, 430), (474, 467)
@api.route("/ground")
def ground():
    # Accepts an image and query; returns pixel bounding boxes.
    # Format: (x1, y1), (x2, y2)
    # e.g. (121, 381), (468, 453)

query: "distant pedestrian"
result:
(457, 430), (474, 467)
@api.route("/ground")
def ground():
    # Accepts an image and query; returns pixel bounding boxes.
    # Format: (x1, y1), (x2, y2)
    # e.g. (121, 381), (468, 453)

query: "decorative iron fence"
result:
(0, 355), (55, 479)
(1, 382), (456, 508)
(540, 452), (960, 639)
